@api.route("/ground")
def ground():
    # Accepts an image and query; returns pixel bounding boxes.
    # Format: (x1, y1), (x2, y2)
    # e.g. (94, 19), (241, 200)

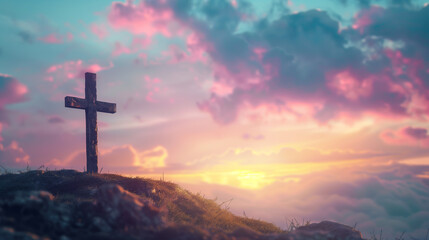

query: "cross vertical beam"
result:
(65, 72), (116, 174)
(85, 73), (98, 174)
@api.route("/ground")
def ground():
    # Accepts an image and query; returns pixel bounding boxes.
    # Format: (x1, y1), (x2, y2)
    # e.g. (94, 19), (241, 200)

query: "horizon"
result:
(1, 0), (429, 238)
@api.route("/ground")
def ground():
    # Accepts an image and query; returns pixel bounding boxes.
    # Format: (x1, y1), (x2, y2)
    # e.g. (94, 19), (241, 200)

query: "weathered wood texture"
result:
(65, 96), (87, 109)
(96, 101), (116, 113)
(65, 72), (116, 173)
(85, 73), (98, 174)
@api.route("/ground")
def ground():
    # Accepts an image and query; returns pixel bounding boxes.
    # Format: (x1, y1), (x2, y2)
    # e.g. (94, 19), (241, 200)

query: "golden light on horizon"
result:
(137, 159), (368, 190)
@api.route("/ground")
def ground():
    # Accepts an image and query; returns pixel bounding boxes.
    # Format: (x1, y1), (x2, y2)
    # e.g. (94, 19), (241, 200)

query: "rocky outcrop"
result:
(0, 190), (73, 238)
(95, 184), (166, 231)
(296, 221), (363, 240)
(0, 184), (166, 240)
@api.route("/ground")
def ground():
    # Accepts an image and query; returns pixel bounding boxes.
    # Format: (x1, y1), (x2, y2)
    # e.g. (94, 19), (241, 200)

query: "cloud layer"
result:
(184, 163), (429, 239)
(107, 0), (429, 125)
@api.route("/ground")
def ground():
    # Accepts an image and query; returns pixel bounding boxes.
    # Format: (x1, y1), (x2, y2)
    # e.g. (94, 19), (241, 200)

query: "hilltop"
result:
(0, 170), (364, 240)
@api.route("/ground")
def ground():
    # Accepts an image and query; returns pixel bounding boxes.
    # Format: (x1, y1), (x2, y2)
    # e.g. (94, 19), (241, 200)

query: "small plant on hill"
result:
(285, 217), (311, 232)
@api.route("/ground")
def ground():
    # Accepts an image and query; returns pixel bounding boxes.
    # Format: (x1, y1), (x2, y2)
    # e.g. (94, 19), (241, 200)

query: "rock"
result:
(95, 184), (166, 230)
(0, 190), (73, 235)
(296, 221), (363, 240)
(0, 185), (168, 239)
(10, 190), (54, 205)
(0, 227), (43, 240)
(92, 216), (112, 232)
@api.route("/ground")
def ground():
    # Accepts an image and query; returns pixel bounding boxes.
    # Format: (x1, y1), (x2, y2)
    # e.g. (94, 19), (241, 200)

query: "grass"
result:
(0, 169), (282, 235)
(284, 217), (311, 232)
(358, 226), (429, 240)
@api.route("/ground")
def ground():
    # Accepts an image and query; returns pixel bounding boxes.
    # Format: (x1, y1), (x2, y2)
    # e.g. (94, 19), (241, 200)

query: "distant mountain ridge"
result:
(0, 170), (364, 240)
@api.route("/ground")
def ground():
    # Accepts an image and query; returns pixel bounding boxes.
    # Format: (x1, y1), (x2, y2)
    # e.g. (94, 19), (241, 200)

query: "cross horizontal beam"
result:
(96, 101), (116, 114)
(65, 96), (87, 109)
(65, 96), (116, 114)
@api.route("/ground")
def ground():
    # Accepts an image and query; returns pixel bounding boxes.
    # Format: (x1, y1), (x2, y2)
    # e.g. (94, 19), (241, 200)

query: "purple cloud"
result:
(105, 1), (429, 125)
(381, 126), (429, 147)
(404, 127), (429, 140)
(47, 116), (65, 124)
(0, 74), (28, 109)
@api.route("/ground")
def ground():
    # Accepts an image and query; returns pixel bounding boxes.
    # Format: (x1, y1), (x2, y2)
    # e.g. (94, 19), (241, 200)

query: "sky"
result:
(1, 0), (429, 238)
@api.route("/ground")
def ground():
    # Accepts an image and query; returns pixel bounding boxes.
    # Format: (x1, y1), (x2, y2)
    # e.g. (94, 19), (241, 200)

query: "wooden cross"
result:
(65, 72), (116, 173)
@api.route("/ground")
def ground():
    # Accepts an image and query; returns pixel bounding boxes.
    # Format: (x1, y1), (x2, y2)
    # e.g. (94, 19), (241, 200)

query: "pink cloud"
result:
(145, 91), (155, 102)
(199, 44), (429, 124)
(253, 47), (267, 61)
(144, 75), (162, 103)
(380, 126), (429, 147)
(134, 53), (148, 65)
(327, 69), (373, 101)
(90, 23), (108, 40)
(210, 81), (234, 97)
(0, 74), (29, 159)
(45, 60), (113, 80)
(161, 42), (209, 64)
(39, 32), (75, 44)
(0, 140), (30, 168)
(39, 33), (63, 44)
(385, 49), (425, 79)
(66, 32), (73, 41)
(108, 1), (207, 64)
(112, 42), (131, 56)
(203, 63), (400, 124)
(383, 49), (429, 117)
(187, 5), (429, 125)
(112, 37), (151, 57)
(44, 60), (114, 99)
(104, 0), (429, 126)
(108, 0), (175, 37)
(216, 63), (269, 90)
(131, 36), (151, 49)
(0, 74), (28, 108)
(352, 6), (384, 33)
(185, 33), (210, 63)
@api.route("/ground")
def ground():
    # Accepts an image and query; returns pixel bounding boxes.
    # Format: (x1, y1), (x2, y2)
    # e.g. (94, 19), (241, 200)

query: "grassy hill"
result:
(0, 170), (363, 240)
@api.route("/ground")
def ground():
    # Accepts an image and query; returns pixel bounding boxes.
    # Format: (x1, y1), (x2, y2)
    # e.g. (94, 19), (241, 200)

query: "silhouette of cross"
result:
(65, 72), (116, 173)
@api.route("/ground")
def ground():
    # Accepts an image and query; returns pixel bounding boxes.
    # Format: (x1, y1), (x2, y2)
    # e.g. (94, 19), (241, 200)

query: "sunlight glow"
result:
(139, 159), (368, 190)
